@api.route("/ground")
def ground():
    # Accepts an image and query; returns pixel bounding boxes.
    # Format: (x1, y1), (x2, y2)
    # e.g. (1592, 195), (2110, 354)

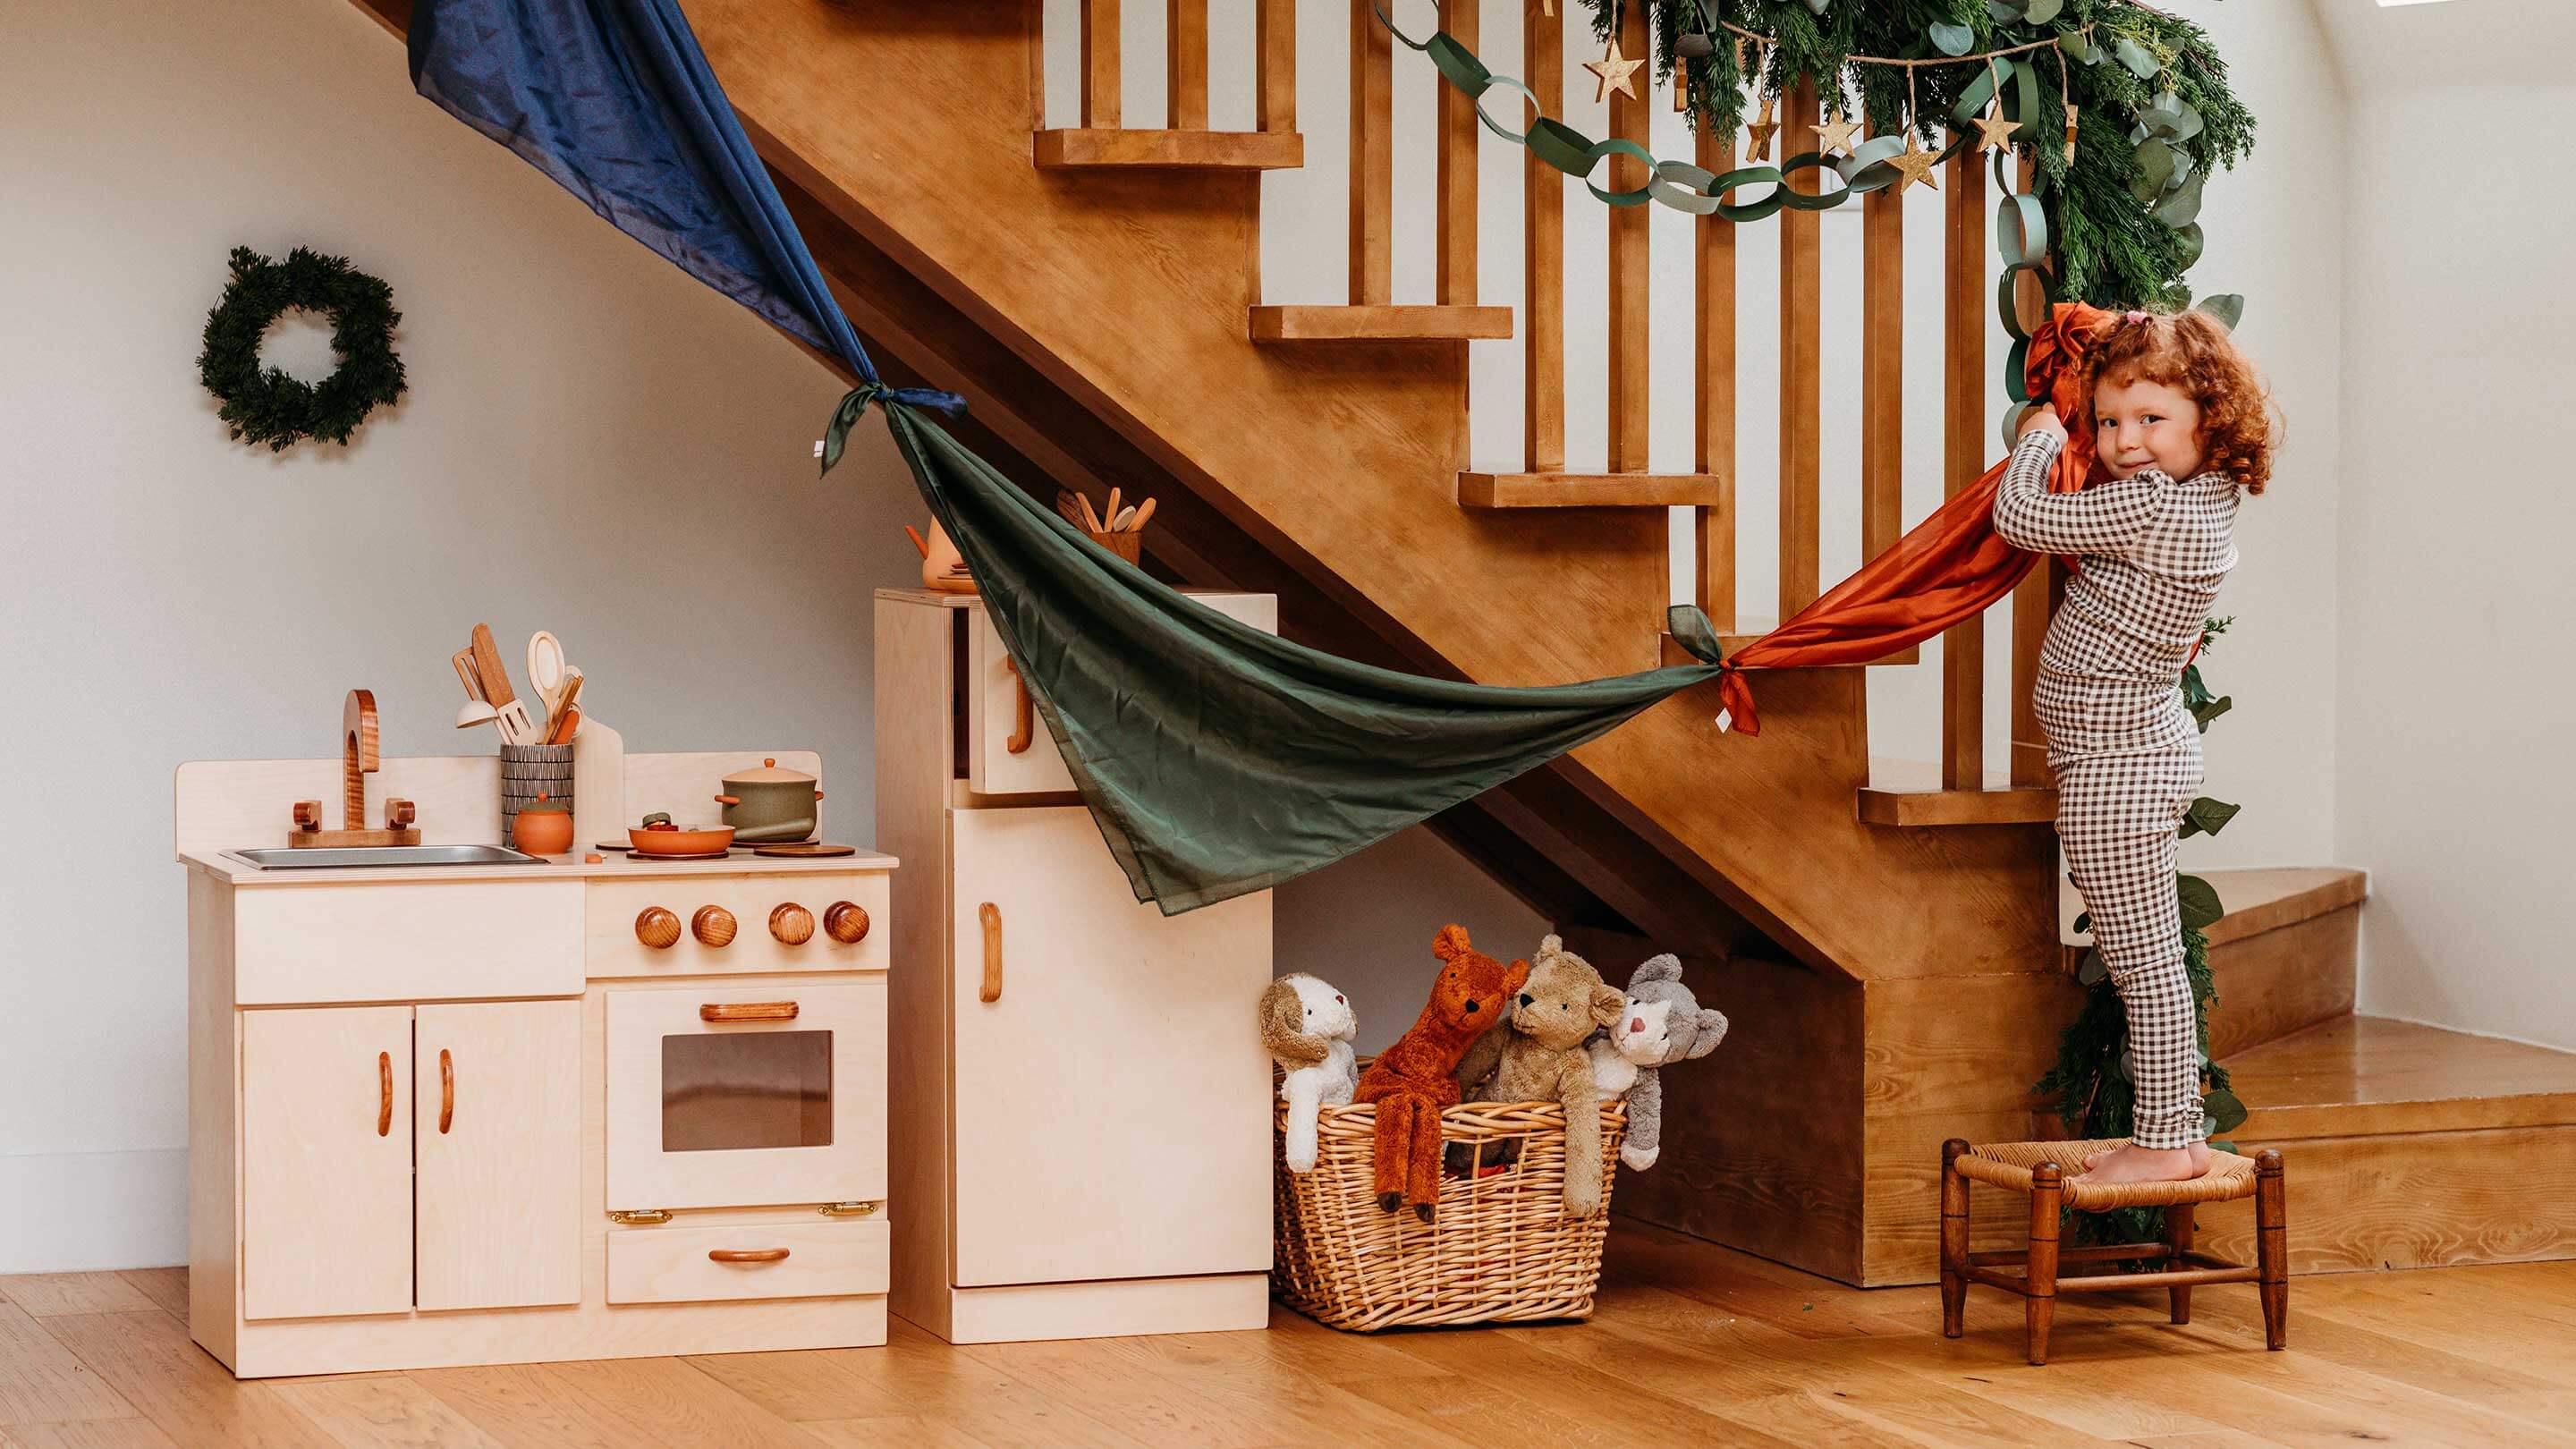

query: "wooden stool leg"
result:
(2027, 1162), (2061, 1365)
(1939, 1140), (1970, 1337)
(2256, 1148), (2288, 1351)
(2164, 1201), (2196, 1325)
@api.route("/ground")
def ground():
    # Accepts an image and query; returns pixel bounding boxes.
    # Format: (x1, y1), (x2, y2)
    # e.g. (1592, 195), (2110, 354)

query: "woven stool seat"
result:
(1954, 1139), (2259, 1210)
(1939, 1136), (2287, 1364)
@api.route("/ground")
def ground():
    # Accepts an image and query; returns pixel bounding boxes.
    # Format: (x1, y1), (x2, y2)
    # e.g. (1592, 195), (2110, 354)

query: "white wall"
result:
(0, 0), (1520, 1272)
(2318, 0), (2576, 1052)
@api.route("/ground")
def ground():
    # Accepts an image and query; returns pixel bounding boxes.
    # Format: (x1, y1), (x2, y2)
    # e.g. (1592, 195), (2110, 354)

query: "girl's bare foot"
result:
(2073, 1141), (2210, 1184)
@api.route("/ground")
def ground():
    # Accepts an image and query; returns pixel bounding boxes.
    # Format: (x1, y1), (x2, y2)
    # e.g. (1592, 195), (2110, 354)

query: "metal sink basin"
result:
(225, 844), (548, 869)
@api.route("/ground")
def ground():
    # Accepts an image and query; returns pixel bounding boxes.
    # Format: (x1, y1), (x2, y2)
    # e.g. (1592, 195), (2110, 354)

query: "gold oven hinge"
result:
(818, 1200), (883, 1218)
(606, 1208), (674, 1225)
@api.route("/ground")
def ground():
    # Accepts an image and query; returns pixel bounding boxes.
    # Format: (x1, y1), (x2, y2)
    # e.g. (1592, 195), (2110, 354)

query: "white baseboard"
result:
(0, 1148), (186, 1273)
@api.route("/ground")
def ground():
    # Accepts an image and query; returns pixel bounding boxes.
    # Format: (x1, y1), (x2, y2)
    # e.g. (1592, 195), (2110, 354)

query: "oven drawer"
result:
(962, 594), (1277, 797)
(586, 873), (887, 979)
(606, 1219), (890, 1304)
(605, 980), (886, 1212)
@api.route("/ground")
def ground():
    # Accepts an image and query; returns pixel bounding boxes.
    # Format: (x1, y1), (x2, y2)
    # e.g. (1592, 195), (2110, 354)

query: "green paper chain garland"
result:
(197, 246), (407, 451)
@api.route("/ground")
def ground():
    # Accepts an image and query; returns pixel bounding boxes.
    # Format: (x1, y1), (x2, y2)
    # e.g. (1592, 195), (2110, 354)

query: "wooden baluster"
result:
(2009, 143), (2062, 788)
(1694, 122), (1738, 631)
(1256, 0), (1295, 134)
(1778, 77), (1822, 617)
(1607, 1), (1650, 472)
(1860, 115), (1902, 564)
(1350, 0), (1393, 306)
(1168, 0), (1208, 131)
(1436, 0), (1479, 307)
(1080, 0), (1121, 129)
(1524, 0), (1564, 472)
(1942, 130), (1987, 790)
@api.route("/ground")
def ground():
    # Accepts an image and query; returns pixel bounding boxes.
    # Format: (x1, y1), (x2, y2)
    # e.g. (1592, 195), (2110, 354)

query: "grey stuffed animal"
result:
(1610, 953), (1727, 1171)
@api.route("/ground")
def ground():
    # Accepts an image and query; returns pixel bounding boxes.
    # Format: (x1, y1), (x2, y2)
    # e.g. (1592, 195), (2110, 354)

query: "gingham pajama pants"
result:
(1995, 428), (2242, 1151)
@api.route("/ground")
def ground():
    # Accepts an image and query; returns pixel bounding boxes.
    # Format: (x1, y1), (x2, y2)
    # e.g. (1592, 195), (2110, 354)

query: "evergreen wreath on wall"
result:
(197, 246), (408, 451)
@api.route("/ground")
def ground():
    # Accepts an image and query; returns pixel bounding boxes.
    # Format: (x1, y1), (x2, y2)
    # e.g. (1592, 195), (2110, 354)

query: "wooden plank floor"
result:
(7, 1228), (2575, 1447)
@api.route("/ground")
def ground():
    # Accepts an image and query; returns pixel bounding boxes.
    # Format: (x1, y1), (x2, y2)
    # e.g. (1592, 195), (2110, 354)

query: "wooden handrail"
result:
(1694, 122), (1738, 630)
(1349, 0), (1393, 306)
(1861, 133), (1904, 565)
(1777, 76), (1823, 618)
(1256, 0), (1294, 133)
(1606, 1), (1651, 474)
(1081, 0), (1121, 129)
(1942, 131), (1989, 790)
(1522, 0), (1565, 473)
(1168, 0), (1208, 129)
(1435, 0), (1478, 309)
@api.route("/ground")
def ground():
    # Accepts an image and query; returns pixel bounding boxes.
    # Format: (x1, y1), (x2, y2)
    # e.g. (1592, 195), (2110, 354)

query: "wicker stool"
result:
(1940, 1138), (2286, 1364)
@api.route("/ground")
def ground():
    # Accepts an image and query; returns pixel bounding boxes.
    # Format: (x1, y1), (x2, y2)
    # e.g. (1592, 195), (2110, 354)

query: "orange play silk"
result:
(1717, 301), (2111, 737)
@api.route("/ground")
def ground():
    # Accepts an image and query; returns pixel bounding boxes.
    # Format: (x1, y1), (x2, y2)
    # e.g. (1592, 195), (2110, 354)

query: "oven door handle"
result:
(699, 1001), (800, 1023)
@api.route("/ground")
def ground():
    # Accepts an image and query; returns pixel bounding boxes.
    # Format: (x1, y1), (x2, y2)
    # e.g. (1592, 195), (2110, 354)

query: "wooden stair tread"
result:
(1855, 758), (2055, 826)
(2062, 866), (2368, 950)
(2230, 1015), (2576, 1140)
(1657, 631), (1919, 670)
(1034, 129), (1304, 170)
(1460, 471), (1727, 509)
(1249, 305), (1513, 342)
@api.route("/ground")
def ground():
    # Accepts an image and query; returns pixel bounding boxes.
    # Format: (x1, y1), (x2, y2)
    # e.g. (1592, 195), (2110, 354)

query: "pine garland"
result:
(1582, 0), (2256, 314)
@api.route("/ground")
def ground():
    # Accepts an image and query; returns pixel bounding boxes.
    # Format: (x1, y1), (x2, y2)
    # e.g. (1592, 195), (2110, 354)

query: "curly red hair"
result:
(2078, 309), (2279, 495)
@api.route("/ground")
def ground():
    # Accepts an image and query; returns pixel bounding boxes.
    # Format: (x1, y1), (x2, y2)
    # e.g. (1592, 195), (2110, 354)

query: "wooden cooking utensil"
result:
(547, 704), (582, 746)
(1103, 487), (1122, 527)
(527, 631), (573, 724)
(1129, 496), (1157, 531)
(471, 623), (540, 745)
(547, 673), (583, 737)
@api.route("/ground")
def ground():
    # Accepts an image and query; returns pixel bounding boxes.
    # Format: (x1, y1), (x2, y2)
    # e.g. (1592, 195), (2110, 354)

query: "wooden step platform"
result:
(1460, 471), (1727, 509)
(1033, 129), (1304, 170)
(1856, 757), (2055, 826)
(2194, 1015), (2576, 1275)
(2063, 867), (2368, 1060)
(1248, 305), (1513, 343)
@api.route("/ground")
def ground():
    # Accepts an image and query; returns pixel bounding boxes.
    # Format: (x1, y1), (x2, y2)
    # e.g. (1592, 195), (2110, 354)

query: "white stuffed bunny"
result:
(1259, 974), (1357, 1173)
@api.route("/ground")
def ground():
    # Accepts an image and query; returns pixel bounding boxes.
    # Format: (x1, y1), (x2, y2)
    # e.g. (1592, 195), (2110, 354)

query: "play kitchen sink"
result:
(225, 844), (546, 869)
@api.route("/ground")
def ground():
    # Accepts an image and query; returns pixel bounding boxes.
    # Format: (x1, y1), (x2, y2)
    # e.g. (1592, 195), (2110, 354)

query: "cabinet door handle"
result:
(1003, 660), (1034, 753)
(438, 1048), (454, 1134)
(377, 1051), (393, 1137)
(979, 901), (1004, 1003)
(699, 1001), (800, 1022)
(708, 1249), (790, 1265)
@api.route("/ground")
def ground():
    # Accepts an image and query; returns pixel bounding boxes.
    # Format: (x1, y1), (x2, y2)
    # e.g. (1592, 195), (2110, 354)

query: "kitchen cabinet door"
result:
(948, 805), (1272, 1286)
(415, 1001), (581, 1310)
(242, 1006), (413, 1319)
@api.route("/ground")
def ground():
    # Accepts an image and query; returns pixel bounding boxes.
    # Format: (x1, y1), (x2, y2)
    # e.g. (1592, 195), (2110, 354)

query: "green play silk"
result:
(887, 402), (1729, 915)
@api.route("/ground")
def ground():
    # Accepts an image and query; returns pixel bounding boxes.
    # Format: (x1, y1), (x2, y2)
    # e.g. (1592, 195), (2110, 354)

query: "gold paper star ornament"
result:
(1585, 39), (1644, 104)
(1814, 114), (1862, 157)
(1888, 133), (1940, 192)
(1970, 108), (2019, 154)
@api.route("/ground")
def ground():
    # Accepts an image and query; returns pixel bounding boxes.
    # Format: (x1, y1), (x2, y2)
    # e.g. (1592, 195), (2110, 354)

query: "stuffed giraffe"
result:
(1353, 924), (1530, 1223)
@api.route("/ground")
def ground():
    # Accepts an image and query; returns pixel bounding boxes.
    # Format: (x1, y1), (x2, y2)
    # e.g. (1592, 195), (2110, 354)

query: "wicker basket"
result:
(1272, 1078), (1625, 1332)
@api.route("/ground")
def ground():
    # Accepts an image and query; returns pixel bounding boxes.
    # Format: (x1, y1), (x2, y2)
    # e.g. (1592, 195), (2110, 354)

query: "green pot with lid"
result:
(714, 758), (823, 843)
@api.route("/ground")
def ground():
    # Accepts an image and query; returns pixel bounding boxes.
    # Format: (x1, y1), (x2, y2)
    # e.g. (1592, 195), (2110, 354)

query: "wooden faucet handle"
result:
(823, 902), (870, 945)
(292, 801), (323, 833)
(385, 799), (417, 829)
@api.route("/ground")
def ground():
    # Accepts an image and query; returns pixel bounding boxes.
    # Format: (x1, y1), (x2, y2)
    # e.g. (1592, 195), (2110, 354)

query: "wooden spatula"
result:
(470, 623), (541, 745)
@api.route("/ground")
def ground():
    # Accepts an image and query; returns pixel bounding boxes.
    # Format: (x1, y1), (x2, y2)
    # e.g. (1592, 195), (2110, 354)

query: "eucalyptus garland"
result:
(197, 246), (407, 451)
(1587, 0), (2255, 315)
(2034, 614), (2245, 1244)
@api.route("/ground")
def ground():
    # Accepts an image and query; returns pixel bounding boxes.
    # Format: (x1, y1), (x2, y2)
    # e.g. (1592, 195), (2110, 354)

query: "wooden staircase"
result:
(342, 0), (2576, 1286)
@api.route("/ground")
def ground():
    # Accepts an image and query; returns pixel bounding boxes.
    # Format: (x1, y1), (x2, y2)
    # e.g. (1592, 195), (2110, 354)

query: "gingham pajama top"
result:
(1993, 428), (2241, 1149)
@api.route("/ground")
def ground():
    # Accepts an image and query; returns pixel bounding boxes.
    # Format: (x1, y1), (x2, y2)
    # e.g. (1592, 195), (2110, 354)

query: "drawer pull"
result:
(708, 1248), (791, 1265)
(699, 1001), (800, 1022)
(979, 901), (1004, 1003)
(1003, 659), (1034, 753)
(377, 1051), (393, 1137)
(824, 901), (870, 945)
(438, 1048), (454, 1134)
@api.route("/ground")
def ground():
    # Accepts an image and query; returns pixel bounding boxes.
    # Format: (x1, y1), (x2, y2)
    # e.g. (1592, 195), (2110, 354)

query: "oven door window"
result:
(660, 1030), (834, 1152)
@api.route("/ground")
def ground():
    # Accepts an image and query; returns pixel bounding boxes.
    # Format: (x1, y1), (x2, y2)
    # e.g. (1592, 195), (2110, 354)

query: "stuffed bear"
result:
(1259, 973), (1357, 1174)
(1453, 935), (1626, 1220)
(1614, 953), (1729, 1172)
(1354, 925), (1530, 1222)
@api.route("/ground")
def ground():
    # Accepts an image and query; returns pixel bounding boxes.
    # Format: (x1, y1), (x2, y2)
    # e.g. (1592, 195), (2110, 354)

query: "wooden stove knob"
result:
(692, 905), (737, 948)
(823, 902), (870, 945)
(770, 902), (815, 946)
(635, 908), (681, 950)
